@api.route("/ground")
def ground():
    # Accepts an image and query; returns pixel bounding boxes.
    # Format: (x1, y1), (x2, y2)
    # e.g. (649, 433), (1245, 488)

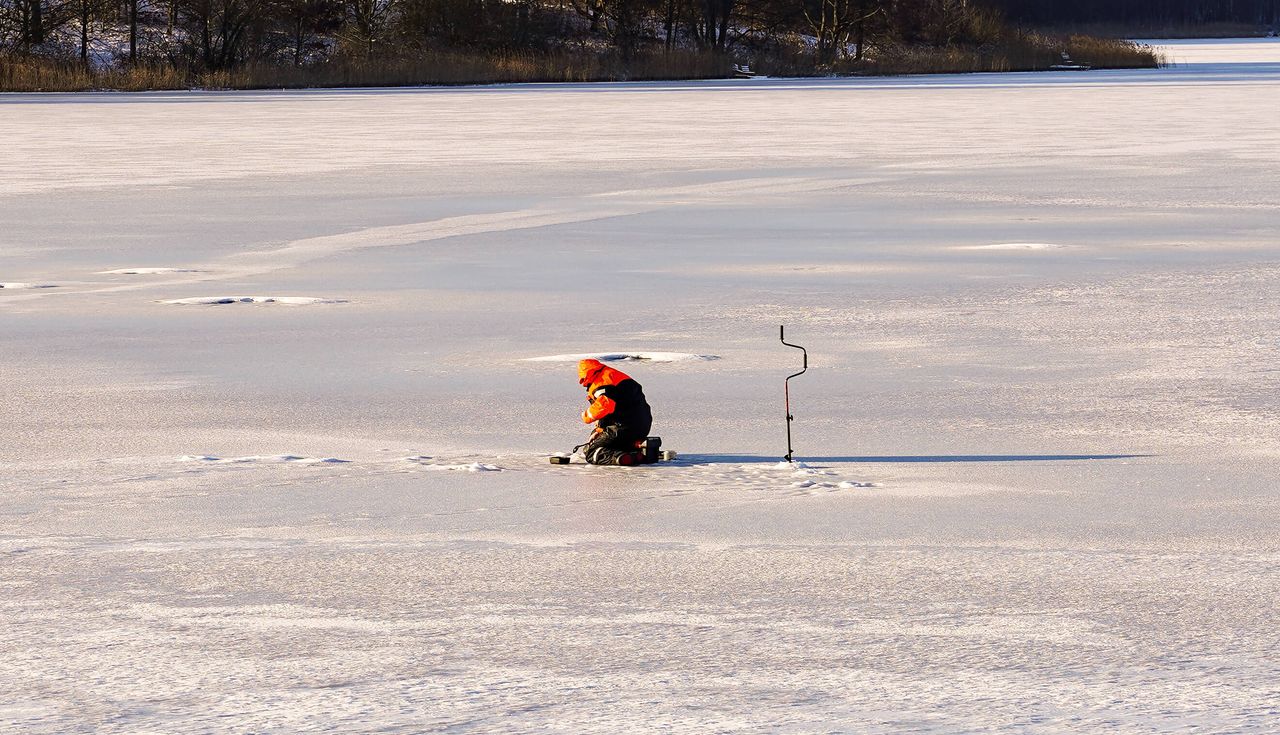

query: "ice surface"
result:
(421, 462), (503, 472)
(159, 296), (346, 305)
(956, 242), (1068, 251)
(99, 267), (202, 274)
(524, 351), (720, 363)
(404, 456), (505, 471)
(178, 454), (349, 464)
(3, 39), (1280, 734)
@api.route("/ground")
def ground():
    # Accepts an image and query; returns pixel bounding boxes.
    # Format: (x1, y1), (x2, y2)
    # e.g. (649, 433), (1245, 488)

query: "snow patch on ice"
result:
(792, 478), (876, 491)
(700, 262), (911, 276)
(957, 243), (1069, 251)
(160, 296), (346, 306)
(424, 462), (503, 472)
(178, 455), (349, 464)
(0, 282), (56, 289)
(792, 467), (835, 477)
(524, 352), (720, 363)
(744, 460), (874, 492)
(100, 267), (202, 275)
(402, 456), (503, 471)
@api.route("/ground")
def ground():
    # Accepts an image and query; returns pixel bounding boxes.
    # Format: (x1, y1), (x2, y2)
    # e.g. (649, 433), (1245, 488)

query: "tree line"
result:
(0, 0), (1014, 69)
(991, 0), (1280, 27)
(0, 0), (1182, 78)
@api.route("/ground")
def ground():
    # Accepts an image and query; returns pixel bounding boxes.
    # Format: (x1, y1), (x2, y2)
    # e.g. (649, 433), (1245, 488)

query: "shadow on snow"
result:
(678, 453), (1151, 464)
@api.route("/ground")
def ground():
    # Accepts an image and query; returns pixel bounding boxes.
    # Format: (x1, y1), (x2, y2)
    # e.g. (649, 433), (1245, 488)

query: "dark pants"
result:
(583, 422), (650, 465)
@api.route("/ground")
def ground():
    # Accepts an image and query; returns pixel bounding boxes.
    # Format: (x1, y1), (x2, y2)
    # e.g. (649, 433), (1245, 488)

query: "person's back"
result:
(577, 359), (656, 465)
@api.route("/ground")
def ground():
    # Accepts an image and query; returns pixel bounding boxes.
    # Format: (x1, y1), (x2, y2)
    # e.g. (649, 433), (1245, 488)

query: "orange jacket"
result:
(579, 359), (630, 424)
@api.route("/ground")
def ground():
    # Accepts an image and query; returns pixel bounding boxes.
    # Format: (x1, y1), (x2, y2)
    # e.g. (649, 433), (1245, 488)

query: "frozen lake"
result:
(3, 38), (1279, 733)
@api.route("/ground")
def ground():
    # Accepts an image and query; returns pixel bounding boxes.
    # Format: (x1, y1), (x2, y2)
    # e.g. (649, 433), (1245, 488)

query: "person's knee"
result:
(585, 445), (644, 466)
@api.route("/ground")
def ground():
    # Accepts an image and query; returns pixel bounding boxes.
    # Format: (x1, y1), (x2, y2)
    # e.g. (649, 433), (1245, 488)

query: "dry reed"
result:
(1, 36), (1158, 93)
(1, 50), (730, 93)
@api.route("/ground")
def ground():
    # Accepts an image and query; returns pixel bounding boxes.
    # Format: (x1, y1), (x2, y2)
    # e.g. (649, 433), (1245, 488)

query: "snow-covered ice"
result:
(956, 242), (1069, 251)
(159, 296), (345, 305)
(100, 267), (202, 275)
(3, 38), (1280, 733)
(420, 462), (503, 472)
(524, 351), (720, 363)
(178, 454), (349, 464)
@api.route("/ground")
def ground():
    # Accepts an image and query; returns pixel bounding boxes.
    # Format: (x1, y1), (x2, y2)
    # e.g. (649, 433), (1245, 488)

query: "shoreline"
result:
(2, 37), (1163, 94)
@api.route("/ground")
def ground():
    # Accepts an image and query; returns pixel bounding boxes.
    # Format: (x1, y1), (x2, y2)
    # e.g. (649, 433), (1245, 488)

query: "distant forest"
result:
(991, 0), (1279, 28)
(3, 0), (1253, 91)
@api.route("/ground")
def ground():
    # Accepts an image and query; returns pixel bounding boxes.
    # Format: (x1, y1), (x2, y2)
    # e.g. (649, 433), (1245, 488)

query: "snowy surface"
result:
(159, 296), (347, 305)
(523, 351), (720, 363)
(3, 39), (1280, 733)
(99, 267), (202, 274)
(178, 454), (350, 464)
(954, 242), (1068, 251)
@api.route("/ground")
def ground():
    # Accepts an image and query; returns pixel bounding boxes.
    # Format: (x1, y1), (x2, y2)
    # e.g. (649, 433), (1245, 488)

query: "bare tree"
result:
(272, 0), (340, 63)
(342, 0), (395, 57)
(76, 0), (103, 60)
(129, 0), (137, 60)
(804, 0), (878, 64)
(16, 0), (46, 46)
(176, 0), (268, 67)
(687, 0), (733, 51)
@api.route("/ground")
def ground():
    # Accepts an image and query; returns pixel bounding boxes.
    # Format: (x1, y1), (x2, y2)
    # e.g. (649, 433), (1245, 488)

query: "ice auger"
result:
(780, 325), (808, 463)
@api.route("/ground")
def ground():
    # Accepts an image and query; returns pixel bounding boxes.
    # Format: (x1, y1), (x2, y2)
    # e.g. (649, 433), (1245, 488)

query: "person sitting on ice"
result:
(577, 359), (659, 465)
